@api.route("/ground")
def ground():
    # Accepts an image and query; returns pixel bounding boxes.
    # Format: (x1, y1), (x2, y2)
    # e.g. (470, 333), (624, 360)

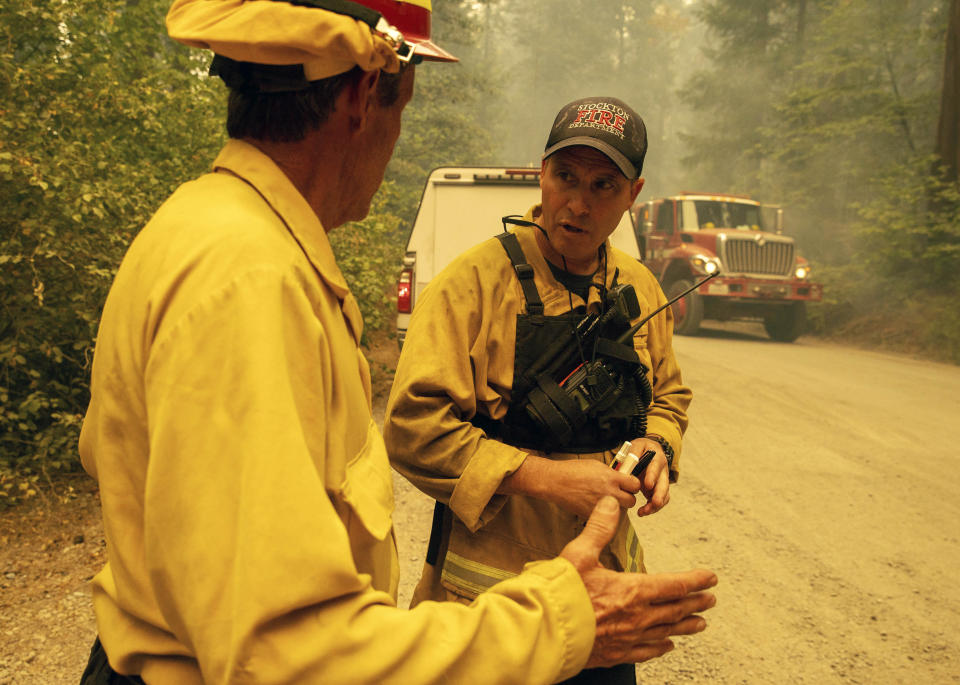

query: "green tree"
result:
(764, 0), (943, 260)
(682, 0), (957, 359)
(329, 0), (501, 350)
(0, 0), (502, 501)
(681, 0), (817, 198)
(0, 0), (224, 500)
(936, 0), (960, 181)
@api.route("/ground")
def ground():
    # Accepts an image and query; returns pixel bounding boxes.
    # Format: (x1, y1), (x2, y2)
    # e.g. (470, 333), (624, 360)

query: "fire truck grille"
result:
(721, 237), (795, 277)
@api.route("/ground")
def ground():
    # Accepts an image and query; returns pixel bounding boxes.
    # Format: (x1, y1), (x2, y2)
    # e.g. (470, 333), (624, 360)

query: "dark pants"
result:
(80, 637), (145, 685)
(559, 663), (637, 684)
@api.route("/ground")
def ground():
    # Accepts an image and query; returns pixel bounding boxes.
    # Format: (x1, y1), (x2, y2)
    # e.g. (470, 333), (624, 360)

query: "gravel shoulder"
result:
(0, 477), (103, 683)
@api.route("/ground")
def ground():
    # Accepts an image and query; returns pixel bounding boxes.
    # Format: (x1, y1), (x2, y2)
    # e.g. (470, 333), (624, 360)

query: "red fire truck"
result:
(633, 192), (822, 342)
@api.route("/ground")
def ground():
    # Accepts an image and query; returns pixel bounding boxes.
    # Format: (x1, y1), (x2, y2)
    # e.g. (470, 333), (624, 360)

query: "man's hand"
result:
(499, 455), (641, 518)
(559, 496), (717, 669)
(630, 437), (671, 517)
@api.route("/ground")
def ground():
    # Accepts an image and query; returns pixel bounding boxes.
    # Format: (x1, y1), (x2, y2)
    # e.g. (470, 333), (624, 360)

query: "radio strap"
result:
(496, 230), (543, 316)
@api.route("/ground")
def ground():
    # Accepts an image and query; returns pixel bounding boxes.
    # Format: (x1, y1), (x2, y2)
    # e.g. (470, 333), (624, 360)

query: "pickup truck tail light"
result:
(398, 267), (413, 313)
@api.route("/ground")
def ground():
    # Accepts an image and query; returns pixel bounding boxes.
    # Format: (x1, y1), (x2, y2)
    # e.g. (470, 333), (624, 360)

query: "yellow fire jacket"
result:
(79, 141), (595, 684)
(384, 216), (691, 602)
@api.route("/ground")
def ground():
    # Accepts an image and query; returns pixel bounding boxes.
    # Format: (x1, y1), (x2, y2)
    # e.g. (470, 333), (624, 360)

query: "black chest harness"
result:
(424, 229), (717, 566)
(470, 230), (653, 454)
(424, 229), (655, 566)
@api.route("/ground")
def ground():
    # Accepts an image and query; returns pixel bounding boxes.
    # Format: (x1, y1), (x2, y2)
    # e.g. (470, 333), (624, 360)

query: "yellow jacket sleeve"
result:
(385, 249), (530, 532)
(620, 256), (691, 474)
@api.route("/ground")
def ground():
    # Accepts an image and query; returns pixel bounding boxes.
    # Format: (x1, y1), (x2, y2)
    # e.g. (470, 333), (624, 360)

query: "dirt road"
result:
(624, 325), (960, 683)
(3, 327), (959, 683)
(391, 324), (960, 683)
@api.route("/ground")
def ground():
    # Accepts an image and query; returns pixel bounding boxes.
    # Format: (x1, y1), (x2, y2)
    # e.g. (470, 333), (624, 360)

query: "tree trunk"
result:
(796, 0), (807, 64)
(936, 0), (960, 181)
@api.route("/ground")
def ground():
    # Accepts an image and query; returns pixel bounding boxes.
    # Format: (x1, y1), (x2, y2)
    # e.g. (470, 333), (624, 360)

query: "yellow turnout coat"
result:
(385, 217), (691, 605)
(80, 141), (595, 684)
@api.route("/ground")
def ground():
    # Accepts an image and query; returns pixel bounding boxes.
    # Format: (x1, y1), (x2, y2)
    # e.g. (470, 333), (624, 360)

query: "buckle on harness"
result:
(515, 263), (535, 280)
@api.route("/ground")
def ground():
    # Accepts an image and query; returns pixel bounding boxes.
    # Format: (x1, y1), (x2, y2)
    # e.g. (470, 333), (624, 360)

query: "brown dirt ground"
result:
(0, 475), (105, 683)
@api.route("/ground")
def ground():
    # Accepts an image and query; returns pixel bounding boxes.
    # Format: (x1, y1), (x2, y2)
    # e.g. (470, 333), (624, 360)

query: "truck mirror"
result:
(776, 208), (784, 234)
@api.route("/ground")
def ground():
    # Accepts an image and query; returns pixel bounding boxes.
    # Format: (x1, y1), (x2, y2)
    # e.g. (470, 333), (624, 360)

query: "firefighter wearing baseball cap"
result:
(385, 96), (694, 684)
(79, 2), (717, 682)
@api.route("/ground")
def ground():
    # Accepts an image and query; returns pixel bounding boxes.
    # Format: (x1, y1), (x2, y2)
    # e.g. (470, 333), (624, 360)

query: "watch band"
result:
(645, 434), (675, 470)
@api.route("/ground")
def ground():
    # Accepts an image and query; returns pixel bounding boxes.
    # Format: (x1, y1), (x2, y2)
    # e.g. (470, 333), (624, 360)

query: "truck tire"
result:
(668, 279), (703, 336)
(764, 302), (807, 342)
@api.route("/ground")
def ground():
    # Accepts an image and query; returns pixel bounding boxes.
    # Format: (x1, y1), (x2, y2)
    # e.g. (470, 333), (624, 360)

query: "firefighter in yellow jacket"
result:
(384, 97), (692, 684)
(79, 3), (717, 683)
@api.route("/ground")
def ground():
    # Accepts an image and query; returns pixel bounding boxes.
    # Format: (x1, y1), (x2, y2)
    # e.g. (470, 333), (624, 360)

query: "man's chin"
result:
(337, 201), (374, 230)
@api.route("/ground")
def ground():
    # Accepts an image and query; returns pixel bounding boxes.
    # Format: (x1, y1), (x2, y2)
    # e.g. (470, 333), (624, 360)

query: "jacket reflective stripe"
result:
(442, 525), (642, 598)
(442, 551), (517, 596)
(626, 525), (642, 573)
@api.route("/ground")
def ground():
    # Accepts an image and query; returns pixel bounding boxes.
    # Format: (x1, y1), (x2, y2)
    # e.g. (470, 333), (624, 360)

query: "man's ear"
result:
(345, 69), (381, 132)
(630, 177), (645, 203)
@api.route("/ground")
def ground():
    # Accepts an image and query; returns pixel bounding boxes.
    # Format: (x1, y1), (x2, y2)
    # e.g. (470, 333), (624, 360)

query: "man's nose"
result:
(567, 188), (589, 216)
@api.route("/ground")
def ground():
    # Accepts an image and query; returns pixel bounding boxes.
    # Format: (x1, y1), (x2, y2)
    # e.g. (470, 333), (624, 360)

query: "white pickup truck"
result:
(395, 166), (640, 347)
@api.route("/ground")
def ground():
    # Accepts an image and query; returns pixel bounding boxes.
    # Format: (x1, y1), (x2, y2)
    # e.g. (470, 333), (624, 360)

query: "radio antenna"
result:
(616, 271), (721, 343)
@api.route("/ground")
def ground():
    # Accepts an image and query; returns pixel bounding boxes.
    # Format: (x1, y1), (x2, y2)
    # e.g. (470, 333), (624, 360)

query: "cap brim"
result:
(542, 137), (636, 179)
(411, 38), (458, 62)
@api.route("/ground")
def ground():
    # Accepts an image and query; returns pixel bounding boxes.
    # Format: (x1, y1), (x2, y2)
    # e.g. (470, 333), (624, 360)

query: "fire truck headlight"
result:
(795, 265), (810, 279)
(692, 255), (721, 275)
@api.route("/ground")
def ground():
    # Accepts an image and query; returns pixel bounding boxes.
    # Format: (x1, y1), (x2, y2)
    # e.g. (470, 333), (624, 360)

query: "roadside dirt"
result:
(0, 477), (104, 683)
(2, 326), (958, 684)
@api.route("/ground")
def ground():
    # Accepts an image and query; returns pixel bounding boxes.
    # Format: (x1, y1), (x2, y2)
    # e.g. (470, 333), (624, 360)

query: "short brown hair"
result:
(225, 65), (406, 143)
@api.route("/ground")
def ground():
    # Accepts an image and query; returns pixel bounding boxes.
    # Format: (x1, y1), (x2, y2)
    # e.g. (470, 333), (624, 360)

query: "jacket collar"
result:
(211, 139), (364, 343)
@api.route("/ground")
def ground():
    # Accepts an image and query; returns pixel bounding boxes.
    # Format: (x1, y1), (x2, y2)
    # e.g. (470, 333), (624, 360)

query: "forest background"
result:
(1, 0), (958, 503)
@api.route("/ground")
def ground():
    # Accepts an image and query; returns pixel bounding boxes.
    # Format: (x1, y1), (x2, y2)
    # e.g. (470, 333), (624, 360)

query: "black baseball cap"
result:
(542, 97), (647, 179)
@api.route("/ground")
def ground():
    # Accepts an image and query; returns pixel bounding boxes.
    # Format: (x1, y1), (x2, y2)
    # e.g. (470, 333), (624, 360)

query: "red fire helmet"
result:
(363, 0), (458, 62)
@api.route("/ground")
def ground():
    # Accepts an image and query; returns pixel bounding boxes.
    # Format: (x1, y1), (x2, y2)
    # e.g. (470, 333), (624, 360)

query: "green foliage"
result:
(681, 0), (798, 194)
(850, 157), (960, 362)
(0, 0), (495, 502)
(384, 1), (500, 227)
(855, 157), (960, 290)
(330, 183), (406, 335)
(4, 0), (956, 507)
(683, 0), (946, 249)
(922, 293), (960, 363)
(0, 0), (224, 502)
(484, 0), (697, 190)
(806, 157), (960, 362)
(355, 0), (502, 331)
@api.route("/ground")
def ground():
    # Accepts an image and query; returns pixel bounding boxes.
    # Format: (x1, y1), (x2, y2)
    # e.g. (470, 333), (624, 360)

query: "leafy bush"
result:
(330, 182), (407, 337)
(1, 0), (224, 504)
(812, 157), (960, 362)
(856, 157), (960, 292)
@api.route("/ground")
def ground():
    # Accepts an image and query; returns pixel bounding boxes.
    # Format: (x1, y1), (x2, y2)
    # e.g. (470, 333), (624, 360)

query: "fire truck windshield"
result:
(691, 200), (762, 230)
